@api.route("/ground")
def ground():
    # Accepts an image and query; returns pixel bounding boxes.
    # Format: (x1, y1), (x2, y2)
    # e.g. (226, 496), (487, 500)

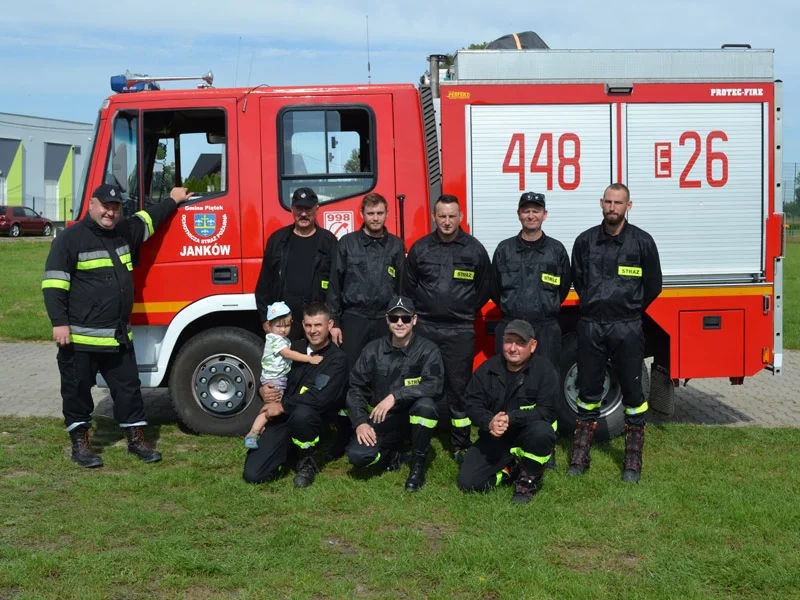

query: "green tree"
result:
(344, 148), (361, 173)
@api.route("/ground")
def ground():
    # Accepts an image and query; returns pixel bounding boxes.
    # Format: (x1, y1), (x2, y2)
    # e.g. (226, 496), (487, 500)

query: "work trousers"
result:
(457, 421), (556, 491)
(576, 318), (648, 427)
(414, 321), (475, 450)
(340, 312), (389, 368)
(242, 404), (331, 483)
(495, 318), (562, 373)
(58, 345), (146, 430)
(347, 397), (439, 468)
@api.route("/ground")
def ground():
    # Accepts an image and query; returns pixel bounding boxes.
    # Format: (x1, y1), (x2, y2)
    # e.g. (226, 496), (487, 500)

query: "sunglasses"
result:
(387, 314), (413, 324)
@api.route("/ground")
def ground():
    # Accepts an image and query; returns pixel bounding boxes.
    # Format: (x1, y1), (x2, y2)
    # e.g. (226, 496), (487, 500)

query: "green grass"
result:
(0, 239), (52, 341)
(784, 241), (800, 349)
(1, 419), (798, 599)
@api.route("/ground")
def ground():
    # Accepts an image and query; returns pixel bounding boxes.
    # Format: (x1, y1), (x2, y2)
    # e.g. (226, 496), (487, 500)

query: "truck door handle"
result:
(702, 315), (721, 330)
(212, 266), (238, 285)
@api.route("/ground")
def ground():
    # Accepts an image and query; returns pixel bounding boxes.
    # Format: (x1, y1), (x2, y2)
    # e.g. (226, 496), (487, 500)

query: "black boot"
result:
(383, 450), (402, 472)
(293, 449), (319, 488)
(125, 426), (162, 463)
(566, 420), (597, 477)
(404, 450), (427, 492)
(511, 468), (543, 504)
(69, 426), (103, 468)
(621, 424), (646, 483)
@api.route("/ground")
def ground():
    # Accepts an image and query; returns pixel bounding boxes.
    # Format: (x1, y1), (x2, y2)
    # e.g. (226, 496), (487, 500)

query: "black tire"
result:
(43, 224), (52, 237)
(9, 224), (20, 238)
(557, 332), (650, 441)
(169, 327), (264, 436)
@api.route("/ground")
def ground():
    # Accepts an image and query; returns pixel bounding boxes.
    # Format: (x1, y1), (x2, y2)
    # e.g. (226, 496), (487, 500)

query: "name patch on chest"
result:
(453, 270), (475, 281)
(618, 266), (642, 277)
(388, 266), (396, 278)
(541, 273), (560, 285)
(404, 377), (422, 386)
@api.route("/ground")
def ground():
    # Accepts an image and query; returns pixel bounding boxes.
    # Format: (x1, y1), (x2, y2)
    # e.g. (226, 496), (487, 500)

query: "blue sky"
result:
(3, 0), (799, 165)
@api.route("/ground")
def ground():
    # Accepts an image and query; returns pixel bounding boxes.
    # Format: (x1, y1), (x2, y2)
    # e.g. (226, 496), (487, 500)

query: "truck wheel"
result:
(557, 332), (650, 441)
(169, 327), (264, 436)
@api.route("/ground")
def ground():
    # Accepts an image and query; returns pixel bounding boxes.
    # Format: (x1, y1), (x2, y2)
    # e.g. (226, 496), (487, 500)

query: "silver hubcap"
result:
(192, 354), (255, 417)
(563, 361), (623, 419)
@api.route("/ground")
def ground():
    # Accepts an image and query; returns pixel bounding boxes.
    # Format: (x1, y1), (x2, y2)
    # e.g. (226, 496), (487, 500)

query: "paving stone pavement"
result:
(1, 341), (798, 427)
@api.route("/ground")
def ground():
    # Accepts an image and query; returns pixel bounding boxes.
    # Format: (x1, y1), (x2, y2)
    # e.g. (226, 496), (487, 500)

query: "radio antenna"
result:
(234, 36), (241, 87)
(247, 52), (255, 86)
(366, 15), (371, 85)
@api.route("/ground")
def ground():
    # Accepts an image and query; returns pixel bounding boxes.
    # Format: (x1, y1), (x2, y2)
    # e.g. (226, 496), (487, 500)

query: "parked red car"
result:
(0, 205), (53, 237)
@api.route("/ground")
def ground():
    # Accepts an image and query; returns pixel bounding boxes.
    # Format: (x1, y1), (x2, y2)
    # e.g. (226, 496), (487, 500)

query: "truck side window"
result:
(141, 108), (228, 210)
(278, 106), (374, 207)
(103, 111), (139, 218)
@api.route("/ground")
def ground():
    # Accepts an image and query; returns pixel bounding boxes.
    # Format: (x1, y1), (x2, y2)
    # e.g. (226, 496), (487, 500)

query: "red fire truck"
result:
(74, 44), (784, 438)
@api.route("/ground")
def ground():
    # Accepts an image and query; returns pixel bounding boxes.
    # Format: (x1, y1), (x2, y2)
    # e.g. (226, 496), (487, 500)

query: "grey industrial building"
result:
(0, 113), (95, 221)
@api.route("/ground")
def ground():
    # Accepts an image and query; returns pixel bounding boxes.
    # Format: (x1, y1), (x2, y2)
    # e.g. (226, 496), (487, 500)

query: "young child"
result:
(245, 301), (323, 449)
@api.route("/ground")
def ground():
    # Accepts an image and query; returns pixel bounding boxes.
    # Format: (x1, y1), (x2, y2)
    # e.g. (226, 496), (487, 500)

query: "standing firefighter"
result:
(346, 297), (443, 491)
(569, 183), (662, 483)
(492, 191), (569, 468)
(255, 187), (338, 341)
(402, 194), (492, 462)
(457, 320), (558, 504)
(42, 184), (193, 467)
(326, 192), (405, 458)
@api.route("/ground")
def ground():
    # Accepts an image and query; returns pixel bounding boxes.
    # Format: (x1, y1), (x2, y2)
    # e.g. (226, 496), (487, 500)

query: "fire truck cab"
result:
(75, 43), (783, 438)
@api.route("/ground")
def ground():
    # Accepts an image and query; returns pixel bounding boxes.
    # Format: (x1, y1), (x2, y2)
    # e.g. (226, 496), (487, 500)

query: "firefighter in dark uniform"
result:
(402, 194), (492, 462)
(42, 184), (193, 468)
(346, 297), (443, 491)
(568, 183), (662, 483)
(492, 192), (569, 468)
(255, 187), (338, 341)
(457, 320), (558, 504)
(242, 303), (349, 488)
(326, 193), (405, 458)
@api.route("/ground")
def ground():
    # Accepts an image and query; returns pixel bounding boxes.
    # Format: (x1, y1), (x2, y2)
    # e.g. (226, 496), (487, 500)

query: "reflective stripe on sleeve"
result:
(519, 404), (536, 410)
(42, 279), (70, 291)
(451, 417), (471, 428)
(625, 401), (649, 415)
(68, 326), (121, 347)
(43, 270), (71, 282)
(409, 415), (438, 429)
(135, 211), (154, 240)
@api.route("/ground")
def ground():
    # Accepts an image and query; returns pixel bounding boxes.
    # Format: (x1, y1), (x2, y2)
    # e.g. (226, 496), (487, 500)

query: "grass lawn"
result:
(0, 239), (52, 342)
(1, 419), (799, 599)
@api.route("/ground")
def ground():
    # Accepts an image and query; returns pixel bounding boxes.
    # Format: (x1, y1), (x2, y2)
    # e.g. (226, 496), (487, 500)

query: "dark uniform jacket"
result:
(465, 354), (558, 432)
(41, 198), (178, 352)
(281, 339), (349, 414)
(254, 224), (338, 319)
(401, 228), (492, 325)
(492, 232), (571, 323)
(571, 221), (663, 322)
(346, 333), (444, 429)
(326, 227), (405, 327)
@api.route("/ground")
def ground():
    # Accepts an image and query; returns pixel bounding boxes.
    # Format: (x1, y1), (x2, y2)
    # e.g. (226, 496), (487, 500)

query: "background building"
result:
(0, 113), (94, 222)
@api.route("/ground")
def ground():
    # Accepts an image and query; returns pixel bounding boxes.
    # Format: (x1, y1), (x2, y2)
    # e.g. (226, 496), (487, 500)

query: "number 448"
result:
(502, 133), (581, 191)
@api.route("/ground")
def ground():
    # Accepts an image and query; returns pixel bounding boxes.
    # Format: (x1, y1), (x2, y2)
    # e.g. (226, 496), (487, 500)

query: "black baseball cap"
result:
(503, 319), (536, 343)
(291, 187), (319, 208)
(92, 184), (123, 204)
(386, 296), (415, 315)
(519, 192), (546, 209)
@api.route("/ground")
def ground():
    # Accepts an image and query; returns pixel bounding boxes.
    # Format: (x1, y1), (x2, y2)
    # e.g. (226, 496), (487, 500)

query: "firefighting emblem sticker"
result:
(180, 210), (230, 256)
